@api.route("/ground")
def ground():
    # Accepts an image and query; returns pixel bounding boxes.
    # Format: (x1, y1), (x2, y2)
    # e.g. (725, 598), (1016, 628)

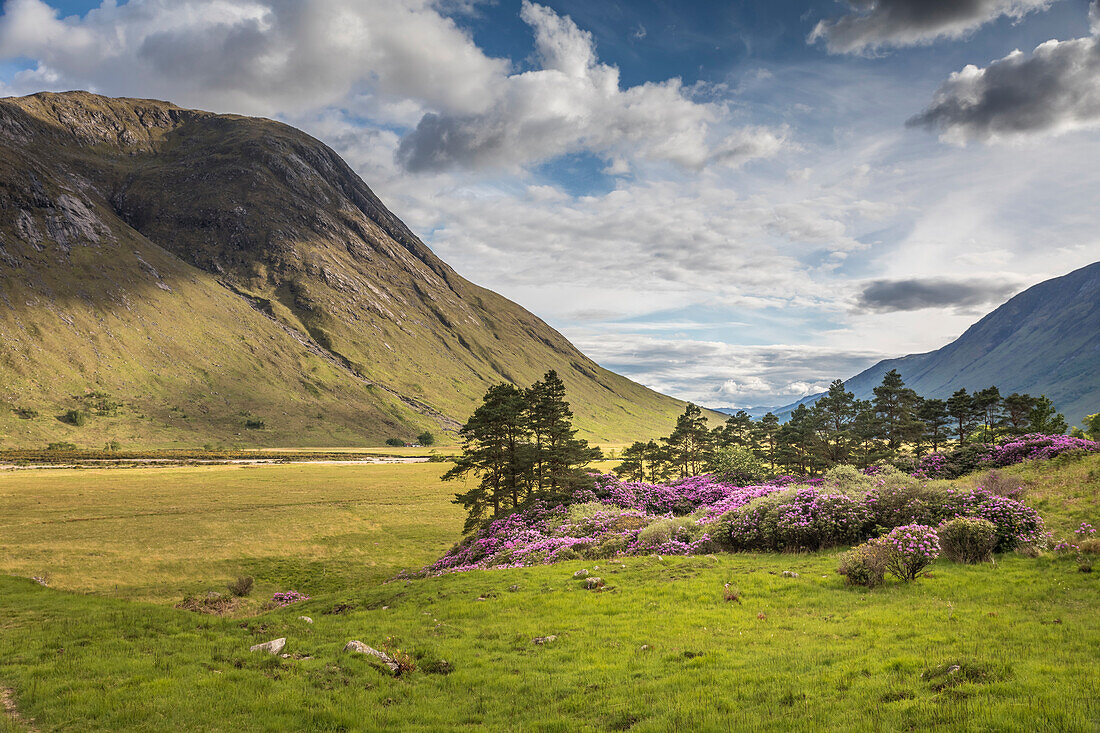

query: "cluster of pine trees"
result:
(615, 370), (1068, 481)
(443, 370), (601, 531)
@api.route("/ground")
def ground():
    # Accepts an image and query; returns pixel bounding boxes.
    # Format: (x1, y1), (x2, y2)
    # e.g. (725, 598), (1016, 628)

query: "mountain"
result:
(770, 262), (1100, 425)
(0, 91), (699, 448)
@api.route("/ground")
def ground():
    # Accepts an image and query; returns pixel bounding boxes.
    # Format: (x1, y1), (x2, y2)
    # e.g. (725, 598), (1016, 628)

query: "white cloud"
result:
(0, 0), (508, 117)
(395, 1), (787, 172)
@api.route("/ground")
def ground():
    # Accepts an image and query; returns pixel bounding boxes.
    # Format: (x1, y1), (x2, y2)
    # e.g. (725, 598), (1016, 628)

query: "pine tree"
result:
(1029, 396), (1068, 435)
(1002, 393), (1036, 435)
(918, 398), (950, 453)
(756, 412), (780, 470)
(872, 369), (921, 452)
(713, 411), (753, 448)
(443, 383), (530, 532)
(812, 379), (858, 465)
(973, 386), (1003, 443)
(947, 389), (976, 444)
(665, 403), (712, 477)
(529, 370), (601, 494)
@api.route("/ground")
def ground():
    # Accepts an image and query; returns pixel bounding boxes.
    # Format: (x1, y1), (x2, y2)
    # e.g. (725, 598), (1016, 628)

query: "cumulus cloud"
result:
(0, 0), (786, 174)
(909, 18), (1100, 142)
(855, 277), (1020, 312)
(396, 1), (786, 172)
(0, 0), (509, 117)
(808, 0), (1056, 54)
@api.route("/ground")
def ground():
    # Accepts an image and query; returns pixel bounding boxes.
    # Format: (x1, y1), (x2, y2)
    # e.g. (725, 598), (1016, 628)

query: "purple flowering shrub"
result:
(882, 524), (939, 581)
(915, 434), (1098, 479)
(724, 488), (873, 551)
(425, 469), (1046, 575)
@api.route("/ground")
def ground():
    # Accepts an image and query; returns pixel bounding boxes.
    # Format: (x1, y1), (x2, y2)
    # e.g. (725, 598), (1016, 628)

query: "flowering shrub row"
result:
(425, 468), (1045, 574)
(914, 434), (1098, 479)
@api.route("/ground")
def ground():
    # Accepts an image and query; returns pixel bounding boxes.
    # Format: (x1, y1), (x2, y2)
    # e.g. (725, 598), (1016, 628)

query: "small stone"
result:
(250, 638), (286, 655)
(573, 569), (589, 578)
(583, 577), (604, 590)
(298, 616), (313, 623)
(532, 635), (557, 645)
(344, 641), (399, 672)
(508, 584), (519, 592)
(781, 571), (800, 578)
(381, 606), (389, 610)
(640, 644), (651, 651)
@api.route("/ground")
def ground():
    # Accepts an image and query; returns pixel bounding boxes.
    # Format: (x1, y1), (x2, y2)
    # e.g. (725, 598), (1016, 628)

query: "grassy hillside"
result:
(0, 91), (701, 447)
(0, 456), (1097, 730)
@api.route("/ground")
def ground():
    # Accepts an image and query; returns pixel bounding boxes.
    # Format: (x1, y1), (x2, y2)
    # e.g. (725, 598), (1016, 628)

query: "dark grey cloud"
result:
(909, 13), (1100, 141)
(856, 277), (1019, 312)
(809, 0), (1055, 54)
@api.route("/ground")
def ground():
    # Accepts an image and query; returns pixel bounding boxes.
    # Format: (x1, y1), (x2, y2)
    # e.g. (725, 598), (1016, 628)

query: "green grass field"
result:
(0, 457), (1097, 731)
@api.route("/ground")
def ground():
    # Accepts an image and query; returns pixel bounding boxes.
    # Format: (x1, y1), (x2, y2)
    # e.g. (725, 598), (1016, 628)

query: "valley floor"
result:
(0, 460), (1097, 731)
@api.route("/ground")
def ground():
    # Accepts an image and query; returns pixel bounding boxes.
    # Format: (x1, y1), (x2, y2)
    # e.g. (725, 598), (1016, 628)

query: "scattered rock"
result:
(583, 577), (604, 590)
(573, 569), (590, 579)
(640, 644), (651, 651)
(250, 638), (286, 655)
(782, 571), (800, 578)
(344, 641), (399, 672)
(298, 616), (313, 623)
(30, 576), (49, 587)
(508, 584), (520, 592)
(532, 635), (557, 645)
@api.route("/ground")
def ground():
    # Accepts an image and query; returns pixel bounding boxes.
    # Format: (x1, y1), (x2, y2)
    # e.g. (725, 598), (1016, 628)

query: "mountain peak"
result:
(0, 91), (694, 447)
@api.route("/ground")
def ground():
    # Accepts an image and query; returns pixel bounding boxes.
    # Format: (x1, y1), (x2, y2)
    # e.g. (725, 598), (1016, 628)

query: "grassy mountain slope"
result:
(774, 262), (1100, 424)
(0, 91), (697, 447)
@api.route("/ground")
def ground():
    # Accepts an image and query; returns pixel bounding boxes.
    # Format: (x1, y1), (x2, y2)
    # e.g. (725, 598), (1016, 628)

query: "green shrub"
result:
(636, 516), (701, 549)
(244, 418), (265, 429)
(707, 446), (765, 485)
(417, 431), (435, 446)
(938, 517), (997, 564)
(46, 441), (77, 451)
(585, 535), (629, 559)
(385, 438), (405, 447)
(61, 409), (88, 426)
(837, 539), (889, 587)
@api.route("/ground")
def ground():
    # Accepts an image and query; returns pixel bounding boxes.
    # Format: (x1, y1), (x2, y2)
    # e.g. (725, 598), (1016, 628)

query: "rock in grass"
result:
(782, 571), (800, 578)
(344, 641), (398, 672)
(298, 616), (313, 623)
(508, 584), (520, 592)
(573, 569), (589, 579)
(250, 638), (286, 655)
(532, 635), (557, 645)
(583, 577), (604, 590)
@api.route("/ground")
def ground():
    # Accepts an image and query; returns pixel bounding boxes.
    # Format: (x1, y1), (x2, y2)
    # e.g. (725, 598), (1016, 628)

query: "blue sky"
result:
(2, 0), (1098, 408)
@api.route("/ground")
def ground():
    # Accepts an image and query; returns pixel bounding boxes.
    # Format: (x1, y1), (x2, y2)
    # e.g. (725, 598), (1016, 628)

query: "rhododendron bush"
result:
(914, 434), (1098, 479)
(424, 469), (1045, 575)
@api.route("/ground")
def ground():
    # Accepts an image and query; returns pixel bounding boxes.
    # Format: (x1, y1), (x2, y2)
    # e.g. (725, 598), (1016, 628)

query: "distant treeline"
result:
(615, 370), (1076, 482)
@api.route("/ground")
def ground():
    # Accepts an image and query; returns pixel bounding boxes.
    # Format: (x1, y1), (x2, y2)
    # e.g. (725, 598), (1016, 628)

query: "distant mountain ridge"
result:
(765, 262), (1100, 425)
(0, 91), (699, 447)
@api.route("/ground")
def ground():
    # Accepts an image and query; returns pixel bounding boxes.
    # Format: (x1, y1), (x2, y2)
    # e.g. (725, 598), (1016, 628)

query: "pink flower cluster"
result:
(883, 524), (939, 581)
(916, 434), (1098, 479)
(272, 591), (310, 607)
